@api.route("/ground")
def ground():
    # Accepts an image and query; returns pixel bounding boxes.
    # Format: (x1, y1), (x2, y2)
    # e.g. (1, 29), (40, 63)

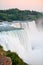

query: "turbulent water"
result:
(0, 21), (43, 65)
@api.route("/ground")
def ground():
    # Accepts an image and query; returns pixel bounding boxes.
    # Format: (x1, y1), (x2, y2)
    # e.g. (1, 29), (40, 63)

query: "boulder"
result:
(0, 55), (12, 65)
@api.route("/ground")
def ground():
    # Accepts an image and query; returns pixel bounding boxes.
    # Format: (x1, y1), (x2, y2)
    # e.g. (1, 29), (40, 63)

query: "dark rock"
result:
(0, 55), (12, 65)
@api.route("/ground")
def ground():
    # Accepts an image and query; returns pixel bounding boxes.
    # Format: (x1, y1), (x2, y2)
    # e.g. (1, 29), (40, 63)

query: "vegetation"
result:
(0, 45), (28, 65)
(0, 8), (43, 22)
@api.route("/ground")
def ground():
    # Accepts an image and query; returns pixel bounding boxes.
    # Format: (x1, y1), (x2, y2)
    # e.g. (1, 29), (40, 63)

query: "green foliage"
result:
(0, 45), (3, 49)
(0, 8), (43, 22)
(0, 45), (28, 65)
(6, 51), (28, 65)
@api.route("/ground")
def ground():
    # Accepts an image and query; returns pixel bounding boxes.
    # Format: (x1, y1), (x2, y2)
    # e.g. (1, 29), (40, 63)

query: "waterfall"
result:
(0, 29), (32, 64)
(0, 21), (43, 65)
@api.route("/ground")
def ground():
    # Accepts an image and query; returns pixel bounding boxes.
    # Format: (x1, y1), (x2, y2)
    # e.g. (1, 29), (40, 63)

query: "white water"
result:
(0, 21), (43, 65)
(0, 29), (32, 64)
(28, 21), (43, 65)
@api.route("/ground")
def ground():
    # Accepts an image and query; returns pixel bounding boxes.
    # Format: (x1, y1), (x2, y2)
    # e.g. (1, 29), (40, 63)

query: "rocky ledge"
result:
(0, 55), (12, 65)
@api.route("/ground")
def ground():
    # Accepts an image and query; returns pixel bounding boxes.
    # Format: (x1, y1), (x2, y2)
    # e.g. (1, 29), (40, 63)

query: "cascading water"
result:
(0, 21), (43, 65)
(0, 23), (32, 64)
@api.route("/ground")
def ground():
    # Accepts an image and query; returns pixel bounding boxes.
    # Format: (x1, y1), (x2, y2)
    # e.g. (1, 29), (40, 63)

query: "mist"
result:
(30, 18), (43, 65)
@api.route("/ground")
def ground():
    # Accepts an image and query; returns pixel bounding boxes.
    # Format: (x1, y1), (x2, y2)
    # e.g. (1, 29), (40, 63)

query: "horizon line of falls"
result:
(0, 21), (43, 65)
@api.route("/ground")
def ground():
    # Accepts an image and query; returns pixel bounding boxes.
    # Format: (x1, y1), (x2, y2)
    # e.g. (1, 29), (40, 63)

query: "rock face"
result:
(0, 55), (12, 65)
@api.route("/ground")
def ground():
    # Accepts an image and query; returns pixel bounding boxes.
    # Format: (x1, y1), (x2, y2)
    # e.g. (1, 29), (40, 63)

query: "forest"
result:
(0, 8), (43, 22)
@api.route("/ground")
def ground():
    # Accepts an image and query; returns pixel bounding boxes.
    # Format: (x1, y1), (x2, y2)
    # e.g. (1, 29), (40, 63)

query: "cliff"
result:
(0, 55), (12, 65)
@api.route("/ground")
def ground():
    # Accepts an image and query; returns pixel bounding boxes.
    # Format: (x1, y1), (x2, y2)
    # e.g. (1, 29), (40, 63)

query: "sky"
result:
(0, 0), (43, 12)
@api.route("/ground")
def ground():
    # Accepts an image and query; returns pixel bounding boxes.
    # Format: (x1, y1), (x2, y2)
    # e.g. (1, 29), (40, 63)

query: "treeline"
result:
(0, 45), (28, 65)
(0, 8), (43, 22)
